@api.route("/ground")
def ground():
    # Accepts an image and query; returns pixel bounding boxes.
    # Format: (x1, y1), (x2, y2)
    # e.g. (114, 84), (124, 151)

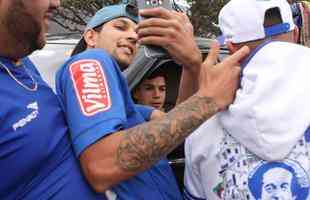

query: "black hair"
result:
(70, 25), (104, 57)
(264, 7), (284, 28)
(144, 66), (168, 81)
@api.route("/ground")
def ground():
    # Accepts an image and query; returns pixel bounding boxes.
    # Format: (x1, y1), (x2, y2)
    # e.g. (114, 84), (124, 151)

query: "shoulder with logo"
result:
(58, 48), (121, 117)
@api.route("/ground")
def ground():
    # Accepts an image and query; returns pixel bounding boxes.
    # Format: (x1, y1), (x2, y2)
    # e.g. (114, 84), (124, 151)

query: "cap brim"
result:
(264, 22), (291, 37)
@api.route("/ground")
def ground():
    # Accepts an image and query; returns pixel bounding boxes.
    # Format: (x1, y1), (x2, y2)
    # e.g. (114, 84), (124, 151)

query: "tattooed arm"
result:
(80, 95), (217, 193)
(116, 95), (217, 171)
(149, 109), (166, 120)
(79, 44), (249, 193)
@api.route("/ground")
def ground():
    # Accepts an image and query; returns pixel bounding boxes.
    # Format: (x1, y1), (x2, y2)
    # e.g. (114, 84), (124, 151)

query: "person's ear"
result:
(132, 89), (140, 101)
(84, 29), (98, 48)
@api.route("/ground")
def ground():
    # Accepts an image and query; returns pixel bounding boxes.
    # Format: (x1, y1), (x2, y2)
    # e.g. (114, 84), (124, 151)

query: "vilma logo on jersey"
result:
(70, 59), (111, 116)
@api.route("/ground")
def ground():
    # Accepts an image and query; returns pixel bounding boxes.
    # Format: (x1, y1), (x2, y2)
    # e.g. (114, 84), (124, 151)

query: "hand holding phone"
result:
(136, 0), (174, 57)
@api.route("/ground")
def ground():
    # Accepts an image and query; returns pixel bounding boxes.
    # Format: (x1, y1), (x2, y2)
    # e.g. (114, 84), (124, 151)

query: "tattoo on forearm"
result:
(116, 95), (218, 172)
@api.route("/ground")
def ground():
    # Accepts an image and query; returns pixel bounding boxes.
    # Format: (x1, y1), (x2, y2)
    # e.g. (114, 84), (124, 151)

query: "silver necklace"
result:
(0, 61), (38, 92)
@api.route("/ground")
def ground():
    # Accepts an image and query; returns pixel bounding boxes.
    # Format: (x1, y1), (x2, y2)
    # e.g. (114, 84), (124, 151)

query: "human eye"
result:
(145, 86), (153, 91)
(264, 184), (276, 193)
(141, 84), (152, 91)
(114, 21), (128, 31)
(281, 183), (289, 191)
(114, 24), (126, 31)
(159, 86), (166, 92)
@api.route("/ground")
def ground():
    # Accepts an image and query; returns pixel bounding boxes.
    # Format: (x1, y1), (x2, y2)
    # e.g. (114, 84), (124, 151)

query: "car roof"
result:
(30, 34), (80, 91)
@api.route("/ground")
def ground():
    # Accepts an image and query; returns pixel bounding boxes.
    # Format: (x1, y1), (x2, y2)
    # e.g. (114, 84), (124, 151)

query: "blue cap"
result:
(86, 4), (139, 30)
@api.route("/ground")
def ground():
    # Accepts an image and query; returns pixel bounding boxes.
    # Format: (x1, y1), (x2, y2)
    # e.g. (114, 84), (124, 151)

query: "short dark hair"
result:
(264, 7), (283, 28)
(132, 65), (167, 102)
(144, 66), (167, 81)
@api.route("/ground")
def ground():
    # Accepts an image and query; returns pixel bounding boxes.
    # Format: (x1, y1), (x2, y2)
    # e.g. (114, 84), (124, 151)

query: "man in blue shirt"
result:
(0, 0), (104, 199)
(56, 3), (250, 199)
(0, 0), (248, 199)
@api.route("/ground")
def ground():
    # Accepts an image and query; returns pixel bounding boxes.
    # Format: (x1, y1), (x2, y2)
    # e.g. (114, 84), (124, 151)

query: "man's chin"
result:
(29, 36), (46, 53)
(13, 38), (45, 59)
(37, 40), (46, 50)
(36, 34), (47, 49)
(116, 57), (132, 71)
(118, 62), (129, 71)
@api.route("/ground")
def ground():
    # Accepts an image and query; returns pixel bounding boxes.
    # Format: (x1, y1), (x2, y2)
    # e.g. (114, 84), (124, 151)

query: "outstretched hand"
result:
(137, 7), (202, 70)
(197, 41), (250, 111)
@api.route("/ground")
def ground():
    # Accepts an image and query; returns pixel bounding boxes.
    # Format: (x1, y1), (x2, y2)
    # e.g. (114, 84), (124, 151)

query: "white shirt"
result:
(184, 41), (310, 200)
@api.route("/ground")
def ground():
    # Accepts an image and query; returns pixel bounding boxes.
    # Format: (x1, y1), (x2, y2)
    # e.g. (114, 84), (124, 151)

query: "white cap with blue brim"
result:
(217, 0), (295, 45)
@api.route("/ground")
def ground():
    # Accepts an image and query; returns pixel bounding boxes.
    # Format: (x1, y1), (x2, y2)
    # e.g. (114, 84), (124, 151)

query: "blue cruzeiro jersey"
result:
(0, 57), (103, 199)
(56, 48), (182, 200)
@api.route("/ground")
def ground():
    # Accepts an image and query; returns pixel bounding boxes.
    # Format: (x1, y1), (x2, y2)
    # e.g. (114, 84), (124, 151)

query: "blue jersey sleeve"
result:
(56, 49), (127, 156)
(135, 104), (154, 121)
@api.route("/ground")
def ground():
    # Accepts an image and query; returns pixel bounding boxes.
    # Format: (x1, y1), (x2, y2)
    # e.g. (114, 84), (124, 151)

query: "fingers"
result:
(139, 7), (172, 20)
(136, 19), (179, 47)
(232, 66), (241, 79)
(138, 36), (168, 47)
(138, 26), (175, 38)
(137, 7), (199, 68)
(198, 42), (245, 110)
(137, 18), (178, 29)
(203, 41), (220, 67)
(222, 45), (250, 66)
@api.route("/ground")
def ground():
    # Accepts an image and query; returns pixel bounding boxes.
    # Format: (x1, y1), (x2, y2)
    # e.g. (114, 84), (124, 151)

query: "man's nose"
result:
(153, 89), (161, 97)
(50, 0), (61, 9)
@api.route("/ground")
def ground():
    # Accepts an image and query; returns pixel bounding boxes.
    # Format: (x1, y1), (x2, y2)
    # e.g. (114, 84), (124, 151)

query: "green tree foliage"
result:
(189, 0), (228, 37)
(52, 0), (310, 36)
(52, 0), (118, 32)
